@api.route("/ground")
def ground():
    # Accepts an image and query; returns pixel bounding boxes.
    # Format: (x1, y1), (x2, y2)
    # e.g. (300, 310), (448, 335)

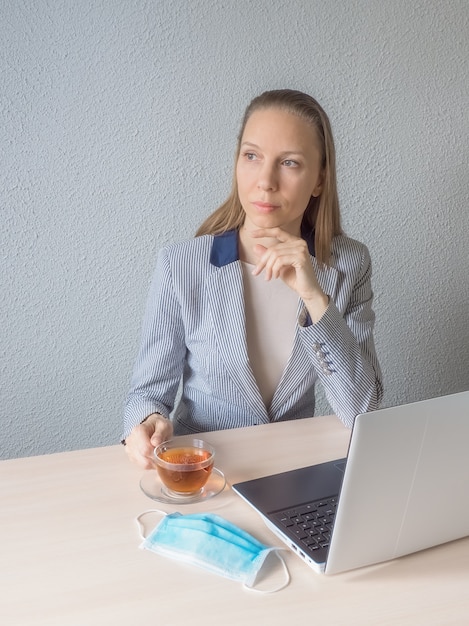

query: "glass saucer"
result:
(140, 467), (227, 504)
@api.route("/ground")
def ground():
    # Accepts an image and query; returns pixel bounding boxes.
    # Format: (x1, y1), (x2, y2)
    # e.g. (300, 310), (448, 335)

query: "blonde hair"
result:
(196, 89), (342, 265)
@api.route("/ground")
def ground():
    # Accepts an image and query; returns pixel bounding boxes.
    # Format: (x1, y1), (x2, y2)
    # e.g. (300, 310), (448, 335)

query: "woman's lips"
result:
(252, 201), (280, 214)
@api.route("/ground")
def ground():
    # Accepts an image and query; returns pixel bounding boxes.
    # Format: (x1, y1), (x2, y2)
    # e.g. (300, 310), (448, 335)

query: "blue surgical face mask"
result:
(137, 510), (289, 593)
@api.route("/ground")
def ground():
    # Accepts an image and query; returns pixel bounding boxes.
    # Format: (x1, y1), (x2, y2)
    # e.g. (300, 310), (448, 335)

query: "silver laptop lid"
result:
(326, 390), (469, 574)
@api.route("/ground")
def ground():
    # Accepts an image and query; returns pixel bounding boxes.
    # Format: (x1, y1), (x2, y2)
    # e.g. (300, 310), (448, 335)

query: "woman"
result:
(123, 89), (383, 468)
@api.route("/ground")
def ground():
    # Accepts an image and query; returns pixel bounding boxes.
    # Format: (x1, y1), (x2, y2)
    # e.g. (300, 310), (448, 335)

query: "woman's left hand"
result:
(250, 227), (329, 322)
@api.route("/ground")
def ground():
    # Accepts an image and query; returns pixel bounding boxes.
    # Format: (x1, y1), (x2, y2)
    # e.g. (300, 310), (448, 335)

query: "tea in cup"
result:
(154, 437), (215, 496)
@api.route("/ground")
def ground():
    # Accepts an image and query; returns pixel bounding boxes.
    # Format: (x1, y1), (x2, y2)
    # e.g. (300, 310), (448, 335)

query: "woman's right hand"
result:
(124, 413), (174, 469)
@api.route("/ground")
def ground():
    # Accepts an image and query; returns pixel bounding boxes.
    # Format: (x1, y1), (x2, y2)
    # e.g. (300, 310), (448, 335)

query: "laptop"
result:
(232, 390), (469, 575)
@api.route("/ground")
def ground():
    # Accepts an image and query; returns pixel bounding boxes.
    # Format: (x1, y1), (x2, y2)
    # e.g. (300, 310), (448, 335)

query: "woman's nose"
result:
(257, 162), (277, 191)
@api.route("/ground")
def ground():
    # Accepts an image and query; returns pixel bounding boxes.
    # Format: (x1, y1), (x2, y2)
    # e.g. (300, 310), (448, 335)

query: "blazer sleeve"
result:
(299, 243), (383, 428)
(123, 248), (185, 439)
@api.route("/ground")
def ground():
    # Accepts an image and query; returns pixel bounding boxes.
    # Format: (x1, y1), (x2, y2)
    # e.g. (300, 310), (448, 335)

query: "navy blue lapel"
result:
(300, 221), (315, 257)
(210, 230), (239, 267)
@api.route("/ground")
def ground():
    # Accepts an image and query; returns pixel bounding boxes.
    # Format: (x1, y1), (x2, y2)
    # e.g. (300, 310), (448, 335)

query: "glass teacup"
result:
(154, 437), (215, 496)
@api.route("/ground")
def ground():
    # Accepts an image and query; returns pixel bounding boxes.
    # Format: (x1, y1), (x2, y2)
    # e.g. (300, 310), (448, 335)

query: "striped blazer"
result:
(123, 230), (383, 439)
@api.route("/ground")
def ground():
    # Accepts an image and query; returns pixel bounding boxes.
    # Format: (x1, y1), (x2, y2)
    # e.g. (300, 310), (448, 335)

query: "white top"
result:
(242, 262), (298, 408)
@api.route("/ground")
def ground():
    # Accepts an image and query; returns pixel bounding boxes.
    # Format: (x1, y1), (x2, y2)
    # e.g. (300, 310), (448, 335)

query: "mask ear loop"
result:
(135, 509), (169, 540)
(244, 549), (291, 594)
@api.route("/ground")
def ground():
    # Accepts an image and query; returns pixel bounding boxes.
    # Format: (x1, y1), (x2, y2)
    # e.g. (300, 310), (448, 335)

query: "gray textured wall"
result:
(2, 0), (469, 459)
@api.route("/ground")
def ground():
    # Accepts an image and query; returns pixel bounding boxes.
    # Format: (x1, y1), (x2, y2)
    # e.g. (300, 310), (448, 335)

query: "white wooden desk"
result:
(1, 416), (468, 625)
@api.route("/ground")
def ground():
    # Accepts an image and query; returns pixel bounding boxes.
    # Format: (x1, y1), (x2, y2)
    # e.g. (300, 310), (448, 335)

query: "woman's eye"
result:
(283, 159), (299, 167)
(244, 152), (257, 161)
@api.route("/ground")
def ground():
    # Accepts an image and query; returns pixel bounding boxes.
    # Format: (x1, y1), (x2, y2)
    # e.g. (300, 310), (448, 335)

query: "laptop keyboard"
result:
(272, 496), (338, 556)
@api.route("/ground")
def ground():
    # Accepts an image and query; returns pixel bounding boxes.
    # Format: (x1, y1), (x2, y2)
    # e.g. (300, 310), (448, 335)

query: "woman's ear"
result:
(311, 171), (324, 198)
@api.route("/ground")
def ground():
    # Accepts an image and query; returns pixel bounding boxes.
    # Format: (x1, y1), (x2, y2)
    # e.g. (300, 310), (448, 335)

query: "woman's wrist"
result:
(143, 412), (165, 423)
(302, 292), (330, 324)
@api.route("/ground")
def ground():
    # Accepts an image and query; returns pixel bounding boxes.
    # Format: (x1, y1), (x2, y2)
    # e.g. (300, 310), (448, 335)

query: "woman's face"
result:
(236, 107), (324, 235)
